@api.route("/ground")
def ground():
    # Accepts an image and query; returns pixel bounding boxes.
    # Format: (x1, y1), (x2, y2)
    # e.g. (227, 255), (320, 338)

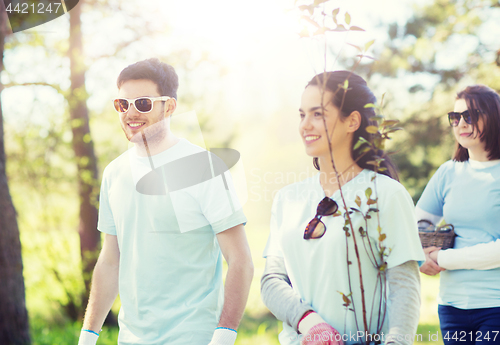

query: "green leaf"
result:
(301, 15), (321, 29)
(365, 187), (372, 199)
(332, 8), (340, 24)
(349, 26), (365, 31)
(359, 136), (369, 144)
(381, 120), (399, 127)
(365, 125), (379, 134)
(343, 79), (349, 90)
(379, 92), (386, 108)
(360, 146), (371, 154)
(353, 138), (365, 150)
(338, 292), (351, 305)
(364, 103), (376, 108)
(359, 226), (365, 235)
(313, 27), (328, 36)
(371, 115), (384, 122)
(385, 127), (404, 133)
(345, 12), (351, 25)
(332, 24), (347, 32)
(364, 39), (375, 51)
(355, 195), (361, 207)
(347, 43), (362, 52)
(356, 54), (377, 61)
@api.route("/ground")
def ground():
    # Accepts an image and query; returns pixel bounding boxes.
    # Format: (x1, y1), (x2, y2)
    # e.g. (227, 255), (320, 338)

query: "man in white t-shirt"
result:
(78, 58), (254, 345)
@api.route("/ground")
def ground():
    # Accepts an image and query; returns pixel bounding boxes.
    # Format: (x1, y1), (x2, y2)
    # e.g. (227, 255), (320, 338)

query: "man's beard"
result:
(128, 119), (168, 152)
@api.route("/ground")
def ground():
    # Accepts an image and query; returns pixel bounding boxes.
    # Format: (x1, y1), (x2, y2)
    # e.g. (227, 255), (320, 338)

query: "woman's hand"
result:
(419, 246), (445, 275)
(298, 312), (343, 345)
(300, 323), (343, 345)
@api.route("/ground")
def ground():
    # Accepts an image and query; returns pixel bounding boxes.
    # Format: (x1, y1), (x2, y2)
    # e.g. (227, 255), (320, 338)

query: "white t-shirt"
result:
(263, 170), (424, 345)
(98, 138), (246, 345)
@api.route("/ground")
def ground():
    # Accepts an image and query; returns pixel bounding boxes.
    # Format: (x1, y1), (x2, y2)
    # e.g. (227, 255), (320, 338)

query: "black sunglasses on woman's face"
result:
(447, 109), (480, 127)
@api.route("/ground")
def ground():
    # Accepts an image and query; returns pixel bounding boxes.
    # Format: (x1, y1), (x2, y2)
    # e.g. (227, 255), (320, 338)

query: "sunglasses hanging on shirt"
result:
(304, 197), (339, 240)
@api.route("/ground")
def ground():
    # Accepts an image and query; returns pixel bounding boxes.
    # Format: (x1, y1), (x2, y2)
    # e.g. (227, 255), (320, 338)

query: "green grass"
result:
(30, 320), (118, 345)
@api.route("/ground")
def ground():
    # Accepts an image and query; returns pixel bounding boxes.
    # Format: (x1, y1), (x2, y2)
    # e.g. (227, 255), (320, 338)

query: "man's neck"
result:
(135, 132), (180, 157)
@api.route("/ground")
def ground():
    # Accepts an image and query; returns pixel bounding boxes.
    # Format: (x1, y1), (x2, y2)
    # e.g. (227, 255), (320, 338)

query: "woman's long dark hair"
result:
(453, 85), (500, 161)
(307, 71), (399, 181)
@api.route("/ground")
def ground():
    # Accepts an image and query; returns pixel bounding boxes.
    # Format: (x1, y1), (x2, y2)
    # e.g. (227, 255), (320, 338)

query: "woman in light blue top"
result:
(417, 85), (500, 345)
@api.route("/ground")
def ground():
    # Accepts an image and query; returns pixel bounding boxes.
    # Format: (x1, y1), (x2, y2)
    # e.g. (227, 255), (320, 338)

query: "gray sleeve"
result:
(260, 255), (312, 331)
(385, 260), (421, 345)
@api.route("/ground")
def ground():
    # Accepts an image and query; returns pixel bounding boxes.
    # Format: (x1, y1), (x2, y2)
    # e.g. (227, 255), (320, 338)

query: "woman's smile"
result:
(304, 135), (321, 144)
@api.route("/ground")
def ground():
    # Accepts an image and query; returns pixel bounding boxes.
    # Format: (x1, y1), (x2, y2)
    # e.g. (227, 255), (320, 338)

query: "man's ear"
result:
(164, 98), (177, 118)
(347, 111), (361, 133)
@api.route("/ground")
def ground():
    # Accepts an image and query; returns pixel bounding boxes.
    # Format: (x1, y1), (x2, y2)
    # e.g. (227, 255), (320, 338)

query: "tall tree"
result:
(68, 0), (100, 319)
(0, 9), (31, 345)
(3, 0), (226, 322)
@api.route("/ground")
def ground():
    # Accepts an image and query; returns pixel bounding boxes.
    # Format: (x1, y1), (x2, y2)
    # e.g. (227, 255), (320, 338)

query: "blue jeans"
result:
(438, 305), (500, 345)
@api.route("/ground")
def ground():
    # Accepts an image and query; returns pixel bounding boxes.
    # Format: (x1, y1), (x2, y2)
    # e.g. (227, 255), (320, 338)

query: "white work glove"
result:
(208, 327), (237, 345)
(78, 329), (99, 345)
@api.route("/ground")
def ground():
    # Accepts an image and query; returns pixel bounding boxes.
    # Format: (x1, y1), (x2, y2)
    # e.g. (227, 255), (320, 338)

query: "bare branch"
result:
(3, 82), (65, 95)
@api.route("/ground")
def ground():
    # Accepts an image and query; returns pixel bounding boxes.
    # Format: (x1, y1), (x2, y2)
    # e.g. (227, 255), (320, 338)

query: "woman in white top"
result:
(261, 71), (425, 345)
(417, 85), (500, 344)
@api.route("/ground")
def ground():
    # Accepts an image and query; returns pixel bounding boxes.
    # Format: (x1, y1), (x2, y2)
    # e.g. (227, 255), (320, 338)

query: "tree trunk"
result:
(68, 1), (100, 319)
(0, 10), (31, 345)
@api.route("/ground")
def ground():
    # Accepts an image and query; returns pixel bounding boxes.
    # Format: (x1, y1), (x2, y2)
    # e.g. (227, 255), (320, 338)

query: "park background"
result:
(1, 0), (500, 344)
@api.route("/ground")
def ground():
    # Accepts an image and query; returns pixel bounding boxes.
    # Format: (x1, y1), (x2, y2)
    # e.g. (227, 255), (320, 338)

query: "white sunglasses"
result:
(113, 96), (172, 114)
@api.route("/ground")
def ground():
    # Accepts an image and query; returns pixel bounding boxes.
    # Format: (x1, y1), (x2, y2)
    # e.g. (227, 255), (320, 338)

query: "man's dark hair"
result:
(117, 58), (179, 99)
